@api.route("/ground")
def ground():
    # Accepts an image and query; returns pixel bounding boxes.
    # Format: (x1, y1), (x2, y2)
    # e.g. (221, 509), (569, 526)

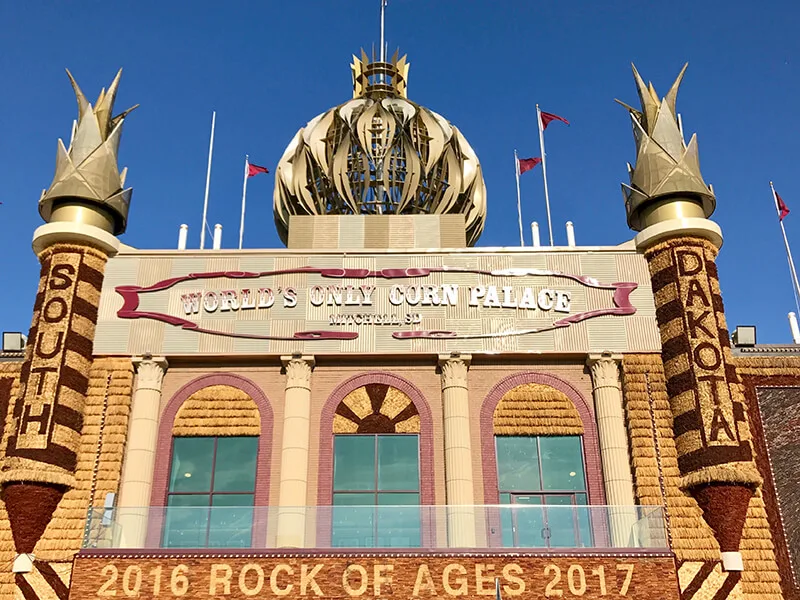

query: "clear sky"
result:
(1, 1), (798, 343)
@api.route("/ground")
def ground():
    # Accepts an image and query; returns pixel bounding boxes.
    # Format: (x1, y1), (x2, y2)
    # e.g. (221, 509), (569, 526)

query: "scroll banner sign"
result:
(115, 266), (638, 342)
(72, 554), (679, 599)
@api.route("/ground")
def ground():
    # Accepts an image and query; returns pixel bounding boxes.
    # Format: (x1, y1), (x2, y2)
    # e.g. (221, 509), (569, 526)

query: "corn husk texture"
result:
(492, 383), (583, 435)
(172, 385), (260, 437)
(622, 354), (719, 561)
(1, 244), (108, 489)
(0, 361), (23, 598)
(31, 357), (133, 560)
(644, 237), (760, 489)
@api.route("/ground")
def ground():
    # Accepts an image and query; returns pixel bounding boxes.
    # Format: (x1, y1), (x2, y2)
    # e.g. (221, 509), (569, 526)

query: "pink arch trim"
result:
(479, 371), (606, 507)
(147, 373), (274, 546)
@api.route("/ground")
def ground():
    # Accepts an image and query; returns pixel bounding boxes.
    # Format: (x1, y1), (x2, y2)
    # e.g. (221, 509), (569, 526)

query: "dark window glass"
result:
(334, 436), (375, 491)
(496, 436), (541, 491)
(163, 436), (258, 548)
(495, 435), (590, 548)
(378, 436), (419, 491)
(169, 437), (214, 493)
(332, 434), (420, 548)
(539, 436), (585, 491)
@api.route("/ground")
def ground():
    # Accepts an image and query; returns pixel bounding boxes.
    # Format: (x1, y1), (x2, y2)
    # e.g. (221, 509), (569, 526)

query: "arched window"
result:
(160, 383), (263, 548)
(331, 382), (421, 547)
(491, 381), (591, 548)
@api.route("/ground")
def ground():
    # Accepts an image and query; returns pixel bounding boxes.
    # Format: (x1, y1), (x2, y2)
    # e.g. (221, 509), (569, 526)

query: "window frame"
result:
(331, 432), (422, 548)
(147, 375), (272, 549)
(316, 373), (436, 549)
(495, 434), (592, 549)
(162, 435), (259, 549)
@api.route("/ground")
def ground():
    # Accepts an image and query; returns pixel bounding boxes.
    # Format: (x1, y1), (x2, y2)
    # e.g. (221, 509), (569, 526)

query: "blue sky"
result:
(0, 1), (798, 343)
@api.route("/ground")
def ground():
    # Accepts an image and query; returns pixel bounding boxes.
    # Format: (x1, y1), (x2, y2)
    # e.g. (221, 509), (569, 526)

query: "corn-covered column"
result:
(587, 352), (637, 547)
(116, 356), (168, 548)
(276, 355), (315, 547)
(0, 70), (136, 584)
(439, 353), (476, 548)
(620, 65), (760, 571)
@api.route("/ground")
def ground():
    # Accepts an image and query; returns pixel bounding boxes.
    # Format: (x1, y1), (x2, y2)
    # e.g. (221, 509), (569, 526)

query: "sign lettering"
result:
(73, 555), (677, 600)
(114, 265), (638, 343)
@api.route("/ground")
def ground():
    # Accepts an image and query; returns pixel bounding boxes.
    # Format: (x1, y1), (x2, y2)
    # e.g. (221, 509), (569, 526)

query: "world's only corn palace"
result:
(0, 46), (799, 600)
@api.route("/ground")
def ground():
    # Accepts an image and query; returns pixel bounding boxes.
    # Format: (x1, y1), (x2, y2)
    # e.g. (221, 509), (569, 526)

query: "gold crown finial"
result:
(618, 64), (716, 232)
(351, 49), (410, 99)
(39, 69), (138, 235)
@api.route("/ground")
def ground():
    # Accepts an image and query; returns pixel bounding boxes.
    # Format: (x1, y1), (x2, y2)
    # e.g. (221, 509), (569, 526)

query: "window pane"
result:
(544, 495), (578, 548)
(539, 436), (586, 491)
(163, 495), (209, 548)
(333, 493), (374, 547)
(377, 493), (420, 548)
(169, 438), (214, 493)
(213, 437), (258, 492)
(496, 437), (540, 491)
(208, 495), (254, 548)
(378, 436), (419, 491)
(334, 436), (376, 491)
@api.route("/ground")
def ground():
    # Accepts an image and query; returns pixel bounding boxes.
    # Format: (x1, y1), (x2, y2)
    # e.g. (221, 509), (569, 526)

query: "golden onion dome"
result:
(273, 51), (486, 245)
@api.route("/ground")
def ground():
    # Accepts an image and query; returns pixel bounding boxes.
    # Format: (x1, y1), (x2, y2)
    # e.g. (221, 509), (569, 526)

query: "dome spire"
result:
(380, 0), (387, 63)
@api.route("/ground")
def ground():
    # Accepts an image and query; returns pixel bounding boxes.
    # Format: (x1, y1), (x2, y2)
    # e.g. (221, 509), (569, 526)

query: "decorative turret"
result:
(620, 65), (761, 573)
(1, 70), (134, 585)
(274, 50), (486, 247)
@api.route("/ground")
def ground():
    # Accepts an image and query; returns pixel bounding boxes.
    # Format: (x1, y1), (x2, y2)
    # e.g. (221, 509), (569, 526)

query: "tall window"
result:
(163, 436), (258, 548)
(332, 434), (421, 547)
(496, 435), (591, 548)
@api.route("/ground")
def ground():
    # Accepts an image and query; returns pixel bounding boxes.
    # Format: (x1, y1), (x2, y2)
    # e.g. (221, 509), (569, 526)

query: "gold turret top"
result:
(351, 49), (409, 99)
(618, 64), (716, 233)
(39, 69), (138, 236)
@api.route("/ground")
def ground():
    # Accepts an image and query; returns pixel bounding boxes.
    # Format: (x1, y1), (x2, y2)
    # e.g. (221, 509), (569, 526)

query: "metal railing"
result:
(83, 504), (667, 551)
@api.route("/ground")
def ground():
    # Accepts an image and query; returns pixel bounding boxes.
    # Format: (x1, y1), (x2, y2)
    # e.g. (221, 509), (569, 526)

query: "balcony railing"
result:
(83, 504), (668, 551)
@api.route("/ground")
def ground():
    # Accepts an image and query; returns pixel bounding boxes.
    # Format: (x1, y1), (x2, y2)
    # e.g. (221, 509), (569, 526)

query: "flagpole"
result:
(514, 149), (524, 246)
(536, 104), (554, 246)
(239, 155), (249, 250)
(771, 181), (800, 315)
(200, 111), (216, 250)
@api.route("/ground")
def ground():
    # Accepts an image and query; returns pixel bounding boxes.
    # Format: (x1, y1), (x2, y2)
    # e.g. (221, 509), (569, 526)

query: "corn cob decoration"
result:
(0, 70), (135, 566)
(620, 65), (761, 571)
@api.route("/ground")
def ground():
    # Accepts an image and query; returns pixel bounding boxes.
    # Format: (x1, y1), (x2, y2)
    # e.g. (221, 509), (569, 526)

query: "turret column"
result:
(116, 356), (168, 548)
(587, 352), (637, 547)
(276, 355), (315, 547)
(439, 353), (476, 548)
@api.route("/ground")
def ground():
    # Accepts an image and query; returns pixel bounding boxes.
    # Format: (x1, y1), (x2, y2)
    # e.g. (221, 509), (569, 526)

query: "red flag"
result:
(248, 163), (269, 177)
(777, 192), (790, 221)
(518, 157), (542, 174)
(540, 111), (570, 130)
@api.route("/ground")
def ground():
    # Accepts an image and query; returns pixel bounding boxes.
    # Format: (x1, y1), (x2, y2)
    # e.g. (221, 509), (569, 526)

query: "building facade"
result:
(0, 53), (798, 600)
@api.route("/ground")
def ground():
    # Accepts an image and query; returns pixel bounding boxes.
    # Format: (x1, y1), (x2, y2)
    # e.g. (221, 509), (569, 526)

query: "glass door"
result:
(507, 494), (593, 548)
(510, 495), (545, 547)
